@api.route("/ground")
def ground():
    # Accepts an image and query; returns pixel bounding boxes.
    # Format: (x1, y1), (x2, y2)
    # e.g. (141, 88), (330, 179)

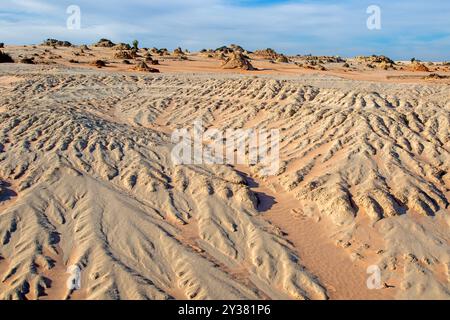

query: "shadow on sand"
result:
(0, 181), (17, 203)
(235, 170), (277, 212)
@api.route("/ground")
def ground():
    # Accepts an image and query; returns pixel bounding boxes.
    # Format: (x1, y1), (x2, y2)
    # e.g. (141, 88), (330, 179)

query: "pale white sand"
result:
(0, 60), (449, 300)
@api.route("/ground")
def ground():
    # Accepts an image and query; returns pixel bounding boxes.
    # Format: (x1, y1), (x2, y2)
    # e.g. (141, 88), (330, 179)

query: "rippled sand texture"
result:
(0, 64), (449, 300)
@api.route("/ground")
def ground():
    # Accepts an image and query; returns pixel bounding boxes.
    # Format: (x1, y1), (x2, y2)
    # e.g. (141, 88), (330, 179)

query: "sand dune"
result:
(0, 61), (449, 300)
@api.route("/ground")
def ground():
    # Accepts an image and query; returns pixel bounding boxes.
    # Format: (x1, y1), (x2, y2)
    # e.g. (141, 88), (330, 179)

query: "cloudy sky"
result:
(1, 0), (449, 60)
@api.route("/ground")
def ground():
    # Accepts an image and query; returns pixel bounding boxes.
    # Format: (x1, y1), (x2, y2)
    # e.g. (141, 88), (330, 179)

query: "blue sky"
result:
(1, 0), (449, 60)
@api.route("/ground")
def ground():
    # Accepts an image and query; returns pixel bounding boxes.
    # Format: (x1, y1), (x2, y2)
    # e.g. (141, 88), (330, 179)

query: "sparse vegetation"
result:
(132, 40), (139, 51)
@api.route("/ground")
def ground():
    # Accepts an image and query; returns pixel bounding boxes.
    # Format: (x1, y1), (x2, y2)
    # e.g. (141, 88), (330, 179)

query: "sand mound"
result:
(114, 50), (133, 60)
(221, 51), (255, 70)
(378, 61), (395, 70)
(215, 46), (234, 54)
(150, 48), (170, 56)
(90, 60), (107, 68)
(410, 62), (430, 72)
(173, 47), (185, 56)
(42, 39), (72, 47)
(94, 39), (116, 48)
(230, 44), (245, 52)
(300, 55), (346, 64)
(145, 54), (159, 65)
(114, 43), (131, 51)
(355, 55), (396, 69)
(254, 48), (281, 60)
(215, 45), (246, 55)
(173, 48), (188, 61)
(356, 55), (395, 65)
(133, 61), (160, 73)
(276, 55), (289, 63)
(295, 60), (327, 71)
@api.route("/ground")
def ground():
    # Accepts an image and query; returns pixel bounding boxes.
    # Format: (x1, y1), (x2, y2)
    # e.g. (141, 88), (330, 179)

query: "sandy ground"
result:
(235, 165), (394, 300)
(2, 44), (450, 84)
(0, 43), (449, 300)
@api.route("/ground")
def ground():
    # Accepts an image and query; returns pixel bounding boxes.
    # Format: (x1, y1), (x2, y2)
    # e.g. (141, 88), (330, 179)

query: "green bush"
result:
(132, 40), (139, 50)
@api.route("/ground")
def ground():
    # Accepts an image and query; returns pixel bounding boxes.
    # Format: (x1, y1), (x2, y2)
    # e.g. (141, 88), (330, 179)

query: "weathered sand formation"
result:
(355, 55), (395, 64)
(90, 59), (107, 68)
(221, 51), (255, 71)
(254, 48), (282, 60)
(41, 39), (72, 47)
(253, 48), (288, 64)
(114, 43), (131, 51)
(301, 55), (346, 64)
(354, 55), (396, 70)
(157, 74), (449, 299)
(0, 58), (449, 300)
(150, 48), (170, 57)
(410, 62), (430, 72)
(276, 55), (289, 63)
(133, 61), (160, 73)
(114, 50), (134, 60)
(0, 64), (330, 300)
(144, 53), (159, 65)
(173, 47), (185, 56)
(115, 72), (450, 299)
(1, 44), (450, 84)
(94, 39), (116, 48)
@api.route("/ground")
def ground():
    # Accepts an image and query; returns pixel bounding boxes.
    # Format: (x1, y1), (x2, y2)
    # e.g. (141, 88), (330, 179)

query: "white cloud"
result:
(3, 0), (59, 13)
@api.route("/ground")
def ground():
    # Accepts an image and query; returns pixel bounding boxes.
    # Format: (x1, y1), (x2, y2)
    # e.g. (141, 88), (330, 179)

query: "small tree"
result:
(132, 40), (139, 50)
